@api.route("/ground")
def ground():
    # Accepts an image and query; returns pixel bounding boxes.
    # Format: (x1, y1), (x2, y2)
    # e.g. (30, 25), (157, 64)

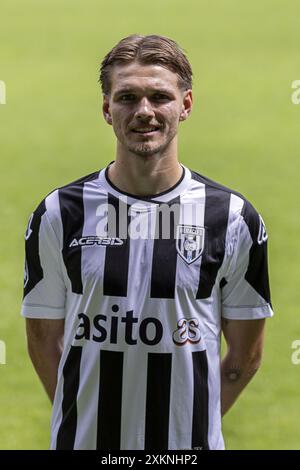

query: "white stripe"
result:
(221, 193), (245, 281)
(168, 350), (194, 449)
(120, 349), (148, 449)
(206, 339), (225, 449)
(175, 180), (206, 297)
(74, 343), (100, 449)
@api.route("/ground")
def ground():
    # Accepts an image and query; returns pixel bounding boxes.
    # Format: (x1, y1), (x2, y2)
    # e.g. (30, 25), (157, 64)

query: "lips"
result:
(131, 126), (160, 134)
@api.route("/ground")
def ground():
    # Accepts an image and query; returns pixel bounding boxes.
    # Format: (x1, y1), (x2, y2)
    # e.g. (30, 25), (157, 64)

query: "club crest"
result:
(176, 225), (205, 264)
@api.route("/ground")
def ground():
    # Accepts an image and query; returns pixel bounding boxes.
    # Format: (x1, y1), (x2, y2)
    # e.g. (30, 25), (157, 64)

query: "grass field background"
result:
(0, 0), (299, 449)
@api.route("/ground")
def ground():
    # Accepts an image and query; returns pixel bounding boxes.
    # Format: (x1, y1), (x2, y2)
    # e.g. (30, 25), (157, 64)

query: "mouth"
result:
(131, 126), (161, 137)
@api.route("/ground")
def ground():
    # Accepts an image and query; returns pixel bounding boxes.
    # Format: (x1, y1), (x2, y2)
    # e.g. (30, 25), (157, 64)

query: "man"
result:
(21, 34), (273, 450)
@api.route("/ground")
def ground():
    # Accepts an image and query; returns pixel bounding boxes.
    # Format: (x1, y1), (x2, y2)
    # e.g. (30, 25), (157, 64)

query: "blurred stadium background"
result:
(0, 0), (299, 449)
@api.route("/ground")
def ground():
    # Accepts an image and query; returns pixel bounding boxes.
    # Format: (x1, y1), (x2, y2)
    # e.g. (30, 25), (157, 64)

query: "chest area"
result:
(61, 203), (227, 301)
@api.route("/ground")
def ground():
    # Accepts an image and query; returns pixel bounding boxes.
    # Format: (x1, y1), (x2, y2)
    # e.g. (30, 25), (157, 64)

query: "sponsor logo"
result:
(75, 307), (163, 346)
(172, 318), (202, 345)
(257, 215), (268, 245)
(69, 236), (124, 247)
(74, 308), (202, 348)
(176, 225), (205, 264)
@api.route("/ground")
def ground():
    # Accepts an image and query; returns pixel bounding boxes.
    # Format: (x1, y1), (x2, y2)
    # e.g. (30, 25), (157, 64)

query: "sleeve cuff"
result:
(21, 303), (65, 319)
(222, 303), (274, 320)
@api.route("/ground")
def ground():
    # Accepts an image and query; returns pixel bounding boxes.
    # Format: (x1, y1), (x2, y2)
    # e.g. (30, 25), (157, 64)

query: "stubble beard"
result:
(126, 128), (177, 158)
(127, 141), (166, 157)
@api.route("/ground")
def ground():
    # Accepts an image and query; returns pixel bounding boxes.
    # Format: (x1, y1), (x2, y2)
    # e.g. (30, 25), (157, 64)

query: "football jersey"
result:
(21, 163), (273, 450)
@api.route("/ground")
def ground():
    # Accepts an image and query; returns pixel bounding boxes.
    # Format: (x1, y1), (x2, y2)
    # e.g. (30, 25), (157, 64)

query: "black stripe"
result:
(145, 353), (172, 450)
(192, 350), (209, 450)
(59, 172), (100, 294)
(241, 200), (271, 304)
(103, 194), (130, 296)
(219, 277), (227, 289)
(190, 170), (245, 200)
(97, 350), (124, 450)
(23, 200), (46, 297)
(59, 186), (84, 294)
(194, 183), (231, 299)
(150, 197), (180, 299)
(56, 346), (82, 449)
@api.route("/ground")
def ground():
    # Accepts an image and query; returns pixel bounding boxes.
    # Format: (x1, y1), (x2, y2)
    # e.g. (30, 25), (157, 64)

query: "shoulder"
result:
(58, 170), (101, 192)
(191, 169), (245, 202)
(33, 170), (100, 212)
(28, 170), (100, 231)
(189, 169), (267, 246)
(190, 169), (261, 220)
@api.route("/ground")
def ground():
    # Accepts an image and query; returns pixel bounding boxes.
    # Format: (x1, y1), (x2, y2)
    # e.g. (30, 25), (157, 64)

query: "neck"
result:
(108, 141), (182, 197)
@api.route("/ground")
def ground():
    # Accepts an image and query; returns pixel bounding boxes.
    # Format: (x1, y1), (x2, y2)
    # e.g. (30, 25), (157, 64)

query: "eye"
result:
(119, 94), (136, 102)
(152, 93), (170, 101)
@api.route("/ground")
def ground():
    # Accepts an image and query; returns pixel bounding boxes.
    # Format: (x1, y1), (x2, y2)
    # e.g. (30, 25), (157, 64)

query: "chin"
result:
(130, 139), (169, 156)
(131, 148), (160, 158)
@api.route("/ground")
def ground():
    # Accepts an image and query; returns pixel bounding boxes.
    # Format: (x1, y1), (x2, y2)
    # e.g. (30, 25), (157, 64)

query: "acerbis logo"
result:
(172, 318), (201, 345)
(69, 236), (124, 247)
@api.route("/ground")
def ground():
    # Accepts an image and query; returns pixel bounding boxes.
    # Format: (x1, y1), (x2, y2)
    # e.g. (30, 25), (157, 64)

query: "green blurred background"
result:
(0, 0), (299, 449)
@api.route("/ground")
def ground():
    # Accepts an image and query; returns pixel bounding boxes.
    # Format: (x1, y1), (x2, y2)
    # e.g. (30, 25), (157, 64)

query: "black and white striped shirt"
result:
(21, 164), (273, 450)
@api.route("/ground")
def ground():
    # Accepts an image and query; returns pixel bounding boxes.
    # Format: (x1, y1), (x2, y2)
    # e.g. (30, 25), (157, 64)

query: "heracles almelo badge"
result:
(176, 225), (205, 264)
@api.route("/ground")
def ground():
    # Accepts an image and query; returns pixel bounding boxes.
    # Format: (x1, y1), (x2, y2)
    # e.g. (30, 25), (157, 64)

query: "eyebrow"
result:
(114, 87), (174, 97)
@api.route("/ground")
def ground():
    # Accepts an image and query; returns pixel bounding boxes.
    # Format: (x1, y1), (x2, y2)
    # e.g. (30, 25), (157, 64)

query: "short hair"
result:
(99, 34), (193, 95)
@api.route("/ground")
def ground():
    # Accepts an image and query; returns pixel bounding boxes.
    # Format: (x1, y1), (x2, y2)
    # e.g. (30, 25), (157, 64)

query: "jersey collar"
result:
(98, 162), (192, 206)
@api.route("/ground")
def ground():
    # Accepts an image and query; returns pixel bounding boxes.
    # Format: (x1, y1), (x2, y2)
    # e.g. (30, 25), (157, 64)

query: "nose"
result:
(135, 97), (155, 120)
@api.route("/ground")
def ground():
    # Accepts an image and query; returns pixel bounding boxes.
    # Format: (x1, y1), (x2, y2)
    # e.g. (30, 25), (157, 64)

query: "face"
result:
(103, 61), (192, 158)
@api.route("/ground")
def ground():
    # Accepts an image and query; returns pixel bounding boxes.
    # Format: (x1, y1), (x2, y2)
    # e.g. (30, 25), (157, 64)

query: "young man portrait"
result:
(21, 34), (273, 450)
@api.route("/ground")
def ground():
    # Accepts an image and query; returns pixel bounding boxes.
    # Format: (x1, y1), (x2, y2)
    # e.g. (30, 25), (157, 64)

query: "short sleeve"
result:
(21, 199), (66, 319)
(221, 200), (274, 320)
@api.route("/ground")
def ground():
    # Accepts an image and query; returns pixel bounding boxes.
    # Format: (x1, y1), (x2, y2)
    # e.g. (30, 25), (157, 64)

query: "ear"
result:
(102, 94), (112, 125)
(179, 89), (193, 121)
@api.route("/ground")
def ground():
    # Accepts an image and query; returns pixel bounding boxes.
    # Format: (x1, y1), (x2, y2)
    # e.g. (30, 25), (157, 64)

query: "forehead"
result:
(110, 61), (180, 94)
